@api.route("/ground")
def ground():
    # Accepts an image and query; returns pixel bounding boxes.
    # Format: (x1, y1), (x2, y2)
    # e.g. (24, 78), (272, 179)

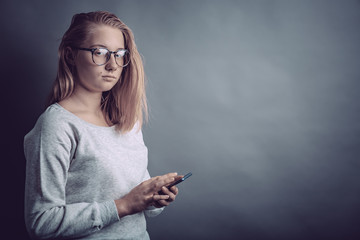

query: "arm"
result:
(24, 116), (119, 239)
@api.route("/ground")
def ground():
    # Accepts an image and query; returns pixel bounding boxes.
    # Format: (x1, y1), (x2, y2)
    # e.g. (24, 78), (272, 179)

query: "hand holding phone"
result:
(155, 172), (192, 206)
(166, 172), (192, 189)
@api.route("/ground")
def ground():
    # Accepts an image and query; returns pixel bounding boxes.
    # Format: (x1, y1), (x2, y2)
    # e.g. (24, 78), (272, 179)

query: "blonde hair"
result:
(47, 11), (147, 132)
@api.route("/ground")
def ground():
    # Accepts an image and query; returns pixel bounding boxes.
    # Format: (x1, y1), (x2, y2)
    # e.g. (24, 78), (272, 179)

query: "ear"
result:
(65, 47), (76, 65)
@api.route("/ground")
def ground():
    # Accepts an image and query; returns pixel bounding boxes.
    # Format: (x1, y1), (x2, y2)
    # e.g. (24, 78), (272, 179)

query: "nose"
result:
(105, 53), (118, 71)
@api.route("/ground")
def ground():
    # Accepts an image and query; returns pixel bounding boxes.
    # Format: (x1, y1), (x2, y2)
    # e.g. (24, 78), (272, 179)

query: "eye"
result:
(115, 49), (127, 58)
(94, 48), (108, 56)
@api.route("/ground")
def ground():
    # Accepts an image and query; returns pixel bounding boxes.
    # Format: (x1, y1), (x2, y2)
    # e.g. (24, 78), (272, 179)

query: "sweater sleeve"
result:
(24, 113), (119, 239)
(142, 170), (165, 218)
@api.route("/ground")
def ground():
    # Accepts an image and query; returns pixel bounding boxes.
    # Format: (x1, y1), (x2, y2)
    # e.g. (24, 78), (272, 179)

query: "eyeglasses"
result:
(75, 47), (130, 67)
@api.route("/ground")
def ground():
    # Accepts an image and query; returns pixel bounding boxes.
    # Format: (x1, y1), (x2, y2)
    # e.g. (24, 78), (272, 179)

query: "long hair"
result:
(47, 11), (147, 133)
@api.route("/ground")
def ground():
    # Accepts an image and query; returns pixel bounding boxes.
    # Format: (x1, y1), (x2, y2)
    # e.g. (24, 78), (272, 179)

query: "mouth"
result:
(102, 75), (117, 81)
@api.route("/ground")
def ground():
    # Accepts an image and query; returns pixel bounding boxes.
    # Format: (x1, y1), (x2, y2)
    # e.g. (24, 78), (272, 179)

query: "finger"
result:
(147, 178), (173, 193)
(162, 177), (175, 186)
(161, 186), (176, 202)
(160, 186), (171, 194)
(156, 172), (177, 184)
(138, 179), (161, 196)
(144, 194), (156, 203)
(156, 172), (177, 181)
(174, 175), (184, 180)
(169, 185), (179, 195)
(157, 199), (170, 206)
(149, 173), (178, 185)
(160, 172), (178, 185)
(164, 175), (183, 188)
(165, 172), (178, 178)
(153, 194), (170, 201)
(149, 172), (179, 193)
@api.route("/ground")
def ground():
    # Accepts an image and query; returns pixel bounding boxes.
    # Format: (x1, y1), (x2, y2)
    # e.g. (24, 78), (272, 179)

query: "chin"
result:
(102, 83), (117, 92)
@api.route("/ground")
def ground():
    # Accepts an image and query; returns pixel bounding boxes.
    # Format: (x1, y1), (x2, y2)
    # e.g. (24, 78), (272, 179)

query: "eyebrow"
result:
(89, 44), (125, 50)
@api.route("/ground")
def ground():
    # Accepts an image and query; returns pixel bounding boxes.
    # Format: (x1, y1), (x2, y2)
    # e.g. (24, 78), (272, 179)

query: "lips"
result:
(102, 75), (116, 79)
(102, 75), (117, 80)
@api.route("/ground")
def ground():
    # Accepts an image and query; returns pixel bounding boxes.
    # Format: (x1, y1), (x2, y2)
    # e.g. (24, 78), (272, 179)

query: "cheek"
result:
(77, 66), (96, 81)
(76, 60), (101, 79)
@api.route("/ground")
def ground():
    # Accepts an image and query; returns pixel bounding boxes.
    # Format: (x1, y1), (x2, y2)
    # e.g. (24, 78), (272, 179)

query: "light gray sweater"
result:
(24, 103), (163, 240)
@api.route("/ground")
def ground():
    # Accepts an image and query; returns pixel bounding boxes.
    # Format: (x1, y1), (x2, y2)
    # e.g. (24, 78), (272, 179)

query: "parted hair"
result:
(47, 11), (147, 133)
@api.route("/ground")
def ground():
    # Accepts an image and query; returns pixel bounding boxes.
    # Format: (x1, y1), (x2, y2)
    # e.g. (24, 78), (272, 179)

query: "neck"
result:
(70, 87), (103, 114)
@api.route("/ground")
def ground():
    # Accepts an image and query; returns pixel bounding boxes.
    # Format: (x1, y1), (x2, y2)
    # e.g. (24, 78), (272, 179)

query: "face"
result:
(74, 24), (125, 93)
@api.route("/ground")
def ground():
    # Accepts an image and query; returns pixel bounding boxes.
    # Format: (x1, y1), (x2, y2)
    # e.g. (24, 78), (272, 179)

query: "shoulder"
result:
(37, 104), (77, 131)
(127, 121), (145, 145)
(24, 104), (80, 144)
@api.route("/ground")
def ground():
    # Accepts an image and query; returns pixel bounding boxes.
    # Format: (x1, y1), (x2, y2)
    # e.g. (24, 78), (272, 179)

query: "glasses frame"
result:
(75, 47), (130, 67)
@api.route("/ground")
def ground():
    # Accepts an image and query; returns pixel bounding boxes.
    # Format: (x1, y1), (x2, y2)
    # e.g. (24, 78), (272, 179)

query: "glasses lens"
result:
(115, 49), (130, 67)
(93, 48), (109, 65)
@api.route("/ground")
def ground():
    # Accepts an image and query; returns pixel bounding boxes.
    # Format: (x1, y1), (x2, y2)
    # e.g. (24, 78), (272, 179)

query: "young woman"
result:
(24, 11), (181, 239)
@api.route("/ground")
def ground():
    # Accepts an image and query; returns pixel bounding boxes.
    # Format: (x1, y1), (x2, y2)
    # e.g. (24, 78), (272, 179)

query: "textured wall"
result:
(3, 0), (360, 239)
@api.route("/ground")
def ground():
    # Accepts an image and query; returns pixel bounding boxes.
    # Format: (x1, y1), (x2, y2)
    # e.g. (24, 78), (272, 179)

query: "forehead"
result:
(86, 24), (125, 49)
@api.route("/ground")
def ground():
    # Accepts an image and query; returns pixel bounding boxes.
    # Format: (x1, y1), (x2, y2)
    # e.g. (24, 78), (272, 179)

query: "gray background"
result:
(2, 0), (360, 239)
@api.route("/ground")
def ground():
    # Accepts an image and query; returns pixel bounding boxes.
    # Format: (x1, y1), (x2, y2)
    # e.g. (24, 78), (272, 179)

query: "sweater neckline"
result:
(53, 103), (117, 130)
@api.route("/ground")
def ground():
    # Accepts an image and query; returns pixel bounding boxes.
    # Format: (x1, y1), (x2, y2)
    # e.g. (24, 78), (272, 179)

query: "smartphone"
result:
(166, 172), (192, 189)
